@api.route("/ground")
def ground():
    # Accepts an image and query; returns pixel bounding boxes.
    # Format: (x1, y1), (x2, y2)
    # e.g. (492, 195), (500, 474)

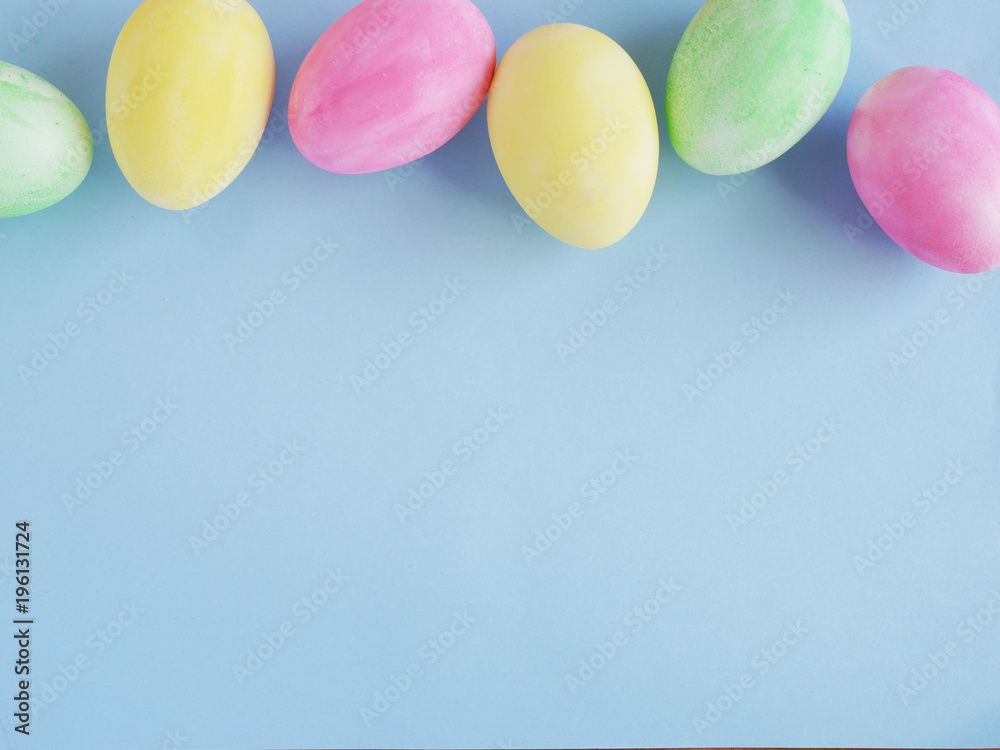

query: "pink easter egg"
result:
(288, 0), (495, 174)
(847, 66), (1000, 274)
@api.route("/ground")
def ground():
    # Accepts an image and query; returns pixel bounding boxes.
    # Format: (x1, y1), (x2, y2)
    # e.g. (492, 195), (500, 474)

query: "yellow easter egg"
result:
(106, 0), (275, 211)
(487, 24), (658, 249)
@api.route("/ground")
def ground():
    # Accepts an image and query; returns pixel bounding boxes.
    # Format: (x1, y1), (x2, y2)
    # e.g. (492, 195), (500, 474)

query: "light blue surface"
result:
(1, 1), (999, 748)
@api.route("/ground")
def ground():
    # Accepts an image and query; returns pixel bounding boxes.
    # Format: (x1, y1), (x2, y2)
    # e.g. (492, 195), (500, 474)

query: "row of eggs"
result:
(1, 0), (999, 274)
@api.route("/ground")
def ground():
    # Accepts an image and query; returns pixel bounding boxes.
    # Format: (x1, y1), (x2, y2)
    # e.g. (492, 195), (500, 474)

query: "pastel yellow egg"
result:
(106, 0), (275, 211)
(488, 24), (659, 249)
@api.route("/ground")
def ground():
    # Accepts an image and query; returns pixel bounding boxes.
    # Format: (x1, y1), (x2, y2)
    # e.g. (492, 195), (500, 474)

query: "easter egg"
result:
(847, 67), (1000, 274)
(106, 0), (275, 211)
(0, 61), (93, 218)
(289, 0), (496, 174)
(666, 0), (851, 176)
(487, 24), (659, 250)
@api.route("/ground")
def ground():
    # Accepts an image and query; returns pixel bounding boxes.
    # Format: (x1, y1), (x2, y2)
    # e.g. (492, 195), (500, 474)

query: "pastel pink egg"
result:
(847, 67), (1000, 274)
(288, 0), (495, 174)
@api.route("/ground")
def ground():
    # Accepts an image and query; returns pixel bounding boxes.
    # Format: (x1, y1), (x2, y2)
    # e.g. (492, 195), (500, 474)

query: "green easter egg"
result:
(666, 0), (851, 176)
(1, 61), (93, 218)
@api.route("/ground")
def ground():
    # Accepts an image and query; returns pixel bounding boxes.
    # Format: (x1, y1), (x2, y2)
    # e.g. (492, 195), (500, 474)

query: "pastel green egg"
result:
(488, 24), (659, 250)
(0, 61), (93, 219)
(107, 0), (275, 211)
(666, 0), (851, 176)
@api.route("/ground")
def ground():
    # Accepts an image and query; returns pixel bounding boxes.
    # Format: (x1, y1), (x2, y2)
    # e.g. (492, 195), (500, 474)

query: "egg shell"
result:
(666, 0), (851, 176)
(487, 24), (659, 250)
(289, 0), (496, 174)
(847, 67), (1000, 274)
(106, 0), (275, 211)
(0, 62), (93, 219)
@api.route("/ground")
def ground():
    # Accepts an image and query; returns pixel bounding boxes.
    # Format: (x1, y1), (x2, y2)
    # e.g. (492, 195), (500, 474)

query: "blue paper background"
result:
(1, 1), (999, 748)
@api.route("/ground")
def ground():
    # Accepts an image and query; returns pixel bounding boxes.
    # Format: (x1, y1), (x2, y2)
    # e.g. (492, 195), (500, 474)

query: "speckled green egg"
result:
(0, 61), (93, 218)
(665, 0), (851, 176)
